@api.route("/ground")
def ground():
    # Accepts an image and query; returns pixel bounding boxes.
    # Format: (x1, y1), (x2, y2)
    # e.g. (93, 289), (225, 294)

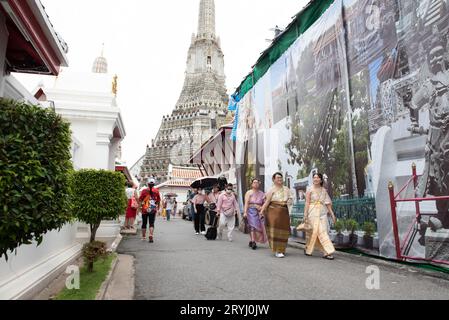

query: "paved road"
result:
(117, 217), (449, 300)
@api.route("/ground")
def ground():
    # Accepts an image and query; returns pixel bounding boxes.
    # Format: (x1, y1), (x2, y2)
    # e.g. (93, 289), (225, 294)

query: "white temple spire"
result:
(197, 0), (216, 39)
(92, 44), (108, 74)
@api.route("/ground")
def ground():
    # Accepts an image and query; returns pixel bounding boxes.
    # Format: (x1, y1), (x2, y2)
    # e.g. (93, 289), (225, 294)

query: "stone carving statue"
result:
(409, 26), (449, 232)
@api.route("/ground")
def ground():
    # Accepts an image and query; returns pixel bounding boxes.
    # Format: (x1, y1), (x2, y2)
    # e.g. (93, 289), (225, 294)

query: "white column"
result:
(96, 132), (112, 169)
(0, 12), (9, 97)
(108, 137), (121, 170)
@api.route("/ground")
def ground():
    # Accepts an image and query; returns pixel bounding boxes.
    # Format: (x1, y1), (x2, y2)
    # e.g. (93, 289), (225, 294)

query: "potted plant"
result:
(362, 221), (376, 250)
(345, 219), (359, 247)
(334, 220), (345, 246)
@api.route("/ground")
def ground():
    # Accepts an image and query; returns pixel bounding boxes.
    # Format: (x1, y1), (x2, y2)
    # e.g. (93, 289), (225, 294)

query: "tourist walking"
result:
(243, 178), (267, 250)
(124, 182), (138, 230)
(174, 199), (178, 217)
(216, 184), (240, 242)
(192, 187), (208, 235)
(161, 197), (167, 219)
(260, 173), (293, 258)
(139, 178), (161, 243)
(188, 188), (198, 222)
(207, 184), (221, 226)
(303, 173), (336, 260)
(165, 196), (175, 221)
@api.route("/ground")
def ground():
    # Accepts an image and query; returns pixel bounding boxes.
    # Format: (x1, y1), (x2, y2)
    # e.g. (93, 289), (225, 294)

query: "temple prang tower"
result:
(140, 0), (229, 184)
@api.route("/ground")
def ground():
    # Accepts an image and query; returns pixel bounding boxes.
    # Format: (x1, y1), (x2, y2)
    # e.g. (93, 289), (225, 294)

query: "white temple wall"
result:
(0, 223), (81, 300)
(65, 119), (98, 169)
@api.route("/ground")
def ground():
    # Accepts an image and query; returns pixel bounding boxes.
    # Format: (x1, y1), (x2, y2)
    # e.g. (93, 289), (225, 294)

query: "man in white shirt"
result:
(166, 196), (175, 221)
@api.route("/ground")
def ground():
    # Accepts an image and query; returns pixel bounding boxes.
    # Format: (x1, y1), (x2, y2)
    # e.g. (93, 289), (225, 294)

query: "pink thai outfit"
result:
(246, 190), (267, 243)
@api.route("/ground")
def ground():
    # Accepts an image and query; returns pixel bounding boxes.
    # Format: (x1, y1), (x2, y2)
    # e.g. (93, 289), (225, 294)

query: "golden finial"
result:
(388, 181), (394, 189)
(412, 162), (416, 169)
(112, 74), (118, 96)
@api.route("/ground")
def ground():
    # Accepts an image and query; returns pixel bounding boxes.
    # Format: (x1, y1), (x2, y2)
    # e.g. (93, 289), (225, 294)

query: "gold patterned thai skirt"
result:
(305, 202), (335, 256)
(266, 201), (290, 254)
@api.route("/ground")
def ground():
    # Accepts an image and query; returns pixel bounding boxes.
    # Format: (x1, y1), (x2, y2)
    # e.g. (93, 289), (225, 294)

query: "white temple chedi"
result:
(139, 0), (229, 185)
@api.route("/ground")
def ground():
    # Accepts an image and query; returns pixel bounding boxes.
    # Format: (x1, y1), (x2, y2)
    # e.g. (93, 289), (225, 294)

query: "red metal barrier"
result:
(412, 163), (421, 224)
(388, 163), (449, 266)
(388, 182), (402, 260)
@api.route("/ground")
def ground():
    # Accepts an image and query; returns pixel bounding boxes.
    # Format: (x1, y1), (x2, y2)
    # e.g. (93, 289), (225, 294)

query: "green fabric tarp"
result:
(235, 0), (335, 98)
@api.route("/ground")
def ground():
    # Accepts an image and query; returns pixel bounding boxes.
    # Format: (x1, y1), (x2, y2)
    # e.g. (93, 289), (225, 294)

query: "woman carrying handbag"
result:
(302, 173), (337, 260)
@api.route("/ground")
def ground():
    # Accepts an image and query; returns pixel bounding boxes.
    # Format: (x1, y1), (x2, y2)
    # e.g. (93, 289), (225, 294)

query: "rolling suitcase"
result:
(205, 215), (218, 240)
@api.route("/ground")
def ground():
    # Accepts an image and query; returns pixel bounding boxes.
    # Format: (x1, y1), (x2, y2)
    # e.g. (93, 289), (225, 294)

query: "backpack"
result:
(142, 193), (156, 214)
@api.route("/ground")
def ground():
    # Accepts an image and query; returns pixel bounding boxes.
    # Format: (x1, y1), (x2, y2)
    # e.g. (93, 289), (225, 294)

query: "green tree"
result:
(327, 118), (351, 197)
(285, 63), (370, 198)
(353, 111), (369, 196)
(0, 99), (73, 260)
(71, 170), (127, 243)
(71, 170), (126, 272)
(349, 70), (370, 196)
(286, 86), (349, 196)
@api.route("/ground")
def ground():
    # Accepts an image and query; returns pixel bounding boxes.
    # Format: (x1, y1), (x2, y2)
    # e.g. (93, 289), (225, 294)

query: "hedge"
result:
(0, 99), (74, 260)
(70, 169), (127, 242)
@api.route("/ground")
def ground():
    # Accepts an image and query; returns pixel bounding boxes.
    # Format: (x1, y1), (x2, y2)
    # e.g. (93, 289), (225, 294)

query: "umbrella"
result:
(190, 177), (219, 189)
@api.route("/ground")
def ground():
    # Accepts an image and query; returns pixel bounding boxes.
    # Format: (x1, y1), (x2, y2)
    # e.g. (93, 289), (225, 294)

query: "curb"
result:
(96, 254), (119, 300)
(108, 233), (123, 253)
(287, 239), (449, 282)
(95, 233), (124, 300)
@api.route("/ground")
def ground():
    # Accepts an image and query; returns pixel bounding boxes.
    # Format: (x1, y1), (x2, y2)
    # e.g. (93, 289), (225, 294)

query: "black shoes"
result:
(149, 236), (154, 243)
(249, 241), (257, 250)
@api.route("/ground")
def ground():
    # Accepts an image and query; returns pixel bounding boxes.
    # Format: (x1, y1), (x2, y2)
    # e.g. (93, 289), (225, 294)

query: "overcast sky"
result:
(15, 0), (308, 167)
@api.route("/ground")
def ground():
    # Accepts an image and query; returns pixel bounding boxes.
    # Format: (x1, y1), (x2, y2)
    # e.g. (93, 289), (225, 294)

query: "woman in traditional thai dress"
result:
(260, 173), (293, 258)
(304, 173), (337, 260)
(243, 178), (267, 250)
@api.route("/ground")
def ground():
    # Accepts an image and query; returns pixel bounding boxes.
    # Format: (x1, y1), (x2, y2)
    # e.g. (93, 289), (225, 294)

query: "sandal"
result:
(304, 249), (312, 256)
(323, 255), (334, 260)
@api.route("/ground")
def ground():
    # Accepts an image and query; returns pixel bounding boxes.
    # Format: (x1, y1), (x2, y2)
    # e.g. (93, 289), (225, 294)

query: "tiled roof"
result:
(171, 166), (202, 179)
(156, 179), (192, 188)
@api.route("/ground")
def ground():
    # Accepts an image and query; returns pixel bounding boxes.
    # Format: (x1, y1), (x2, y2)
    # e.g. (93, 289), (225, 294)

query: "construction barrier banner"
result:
(234, 0), (449, 267)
